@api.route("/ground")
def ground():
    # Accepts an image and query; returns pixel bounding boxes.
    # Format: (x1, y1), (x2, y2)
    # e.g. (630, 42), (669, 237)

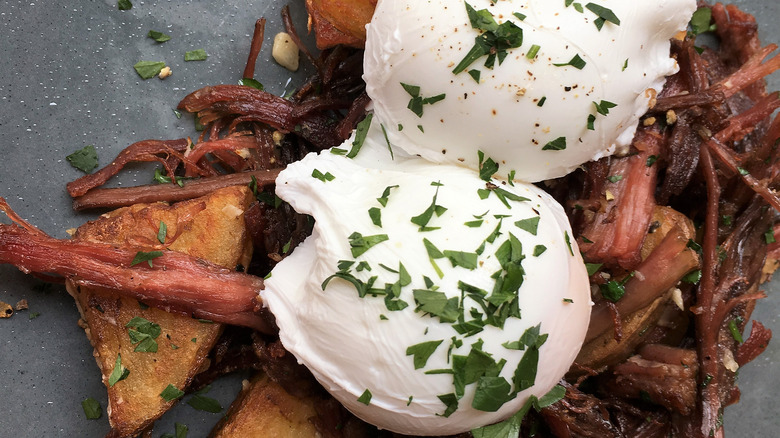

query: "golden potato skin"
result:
(306, 0), (376, 49)
(210, 374), (320, 438)
(66, 186), (254, 438)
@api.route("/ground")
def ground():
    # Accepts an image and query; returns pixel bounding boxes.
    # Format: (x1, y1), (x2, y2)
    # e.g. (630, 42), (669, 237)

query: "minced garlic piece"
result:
(273, 32), (300, 72)
(159, 66), (172, 79)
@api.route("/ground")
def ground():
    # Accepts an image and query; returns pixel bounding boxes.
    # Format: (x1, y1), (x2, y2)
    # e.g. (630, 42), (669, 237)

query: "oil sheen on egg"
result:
(364, 0), (696, 182)
(262, 122), (591, 435)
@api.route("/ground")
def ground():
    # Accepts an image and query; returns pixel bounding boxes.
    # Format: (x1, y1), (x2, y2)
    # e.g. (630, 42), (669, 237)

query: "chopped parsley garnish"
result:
(311, 168), (335, 182)
(514, 216), (540, 236)
(728, 319), (744, 343)
(513, 12), (526, 21)
(67, 145), (99, 173)
(469, 69), (482, 83)
(154, 168), (193, 187)
(690, 7), (716, 36)
(187, 391), (223, 413)
(594, 100), (617, 116)
(348, 114), (373, 158)
(564, 231), (574, 255)
(526, 44), (541, 59)
(108, 354), (130, 387)
(765, 228), (776, 244)
(238, 78), (264, 90)
(411, 182), (448, 231)
(160, 384), (185, 402)
(407, 340), (444, 369)
(380, 123), (394, 159)
(357, 389), (373, 405)
(452, 2), (524, 75)
(117, 0), (132, 10)
(585, 263), (603, 276)
(184, 49), (208, 61)
(443, 250), (479, 270)
(126, 316), (162, 353)
(369, 207), (382, 227)
(148, 30), (171, 43)
(682, 269), (702, 284)
(533, 245), (547, 257)
(542, 137), (567, 151)
(157, 221), (167, 244)
(587, 114), (596, 131)
(413, 289), (460, 323)
(478, 151), (500, 181)
(131, 250), (164, 268)
(646, 155), (658, 167)
(622, 58), (629, 71)
(537, 96), (547, 107)
(348, 232), (389, 257)
(553, 54), (586, 70)
(401, 83), (446, 118)
(82, 398), (102, 420)
(600, 272), (634, 302)
(437, 393), (459, 417)
(607, 175), (623, 183)
(423, 238), (446, 278)
(133, 61), (166, 79)
(585, 3), (621, 30)
(471, 385), (565, 437)
(377, 185), (399, 207)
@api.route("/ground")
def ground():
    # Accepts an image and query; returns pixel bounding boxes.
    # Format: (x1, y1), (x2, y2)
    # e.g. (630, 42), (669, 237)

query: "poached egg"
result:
(364, 0), (695, 182)
(263, 122), (591, 435)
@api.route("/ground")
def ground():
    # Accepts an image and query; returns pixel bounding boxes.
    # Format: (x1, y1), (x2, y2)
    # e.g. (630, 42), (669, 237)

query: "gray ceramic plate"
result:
(0, 1), (777, 436)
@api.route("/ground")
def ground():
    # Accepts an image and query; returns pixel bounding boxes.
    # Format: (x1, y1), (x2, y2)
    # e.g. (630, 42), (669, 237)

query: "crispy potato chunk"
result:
(306, 0), (376, 49)
(210, 374), (319, 437)
(66, 186), (254, 438)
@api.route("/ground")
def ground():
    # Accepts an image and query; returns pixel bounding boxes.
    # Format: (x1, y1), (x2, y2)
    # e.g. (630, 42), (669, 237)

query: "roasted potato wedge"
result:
(209, 374), (319, 437)
(66, 186), (254, 438)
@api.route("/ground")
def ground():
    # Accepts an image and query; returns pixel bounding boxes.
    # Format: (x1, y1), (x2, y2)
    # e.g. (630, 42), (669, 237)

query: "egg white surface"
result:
(364, 0), (696, 182)
(262, 125), (591, 435)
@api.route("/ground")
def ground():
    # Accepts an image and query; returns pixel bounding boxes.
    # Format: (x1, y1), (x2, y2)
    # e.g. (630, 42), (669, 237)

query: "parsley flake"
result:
(131, 250), (164, 268)
(553, 54), (586, 70)
(133, 61), (166, 79)
(348, 114), (373, 158)
(452, 3), (524, 75)
(311, 168), (335, 182)
(406, 340), (444, 369)
(357, 389), (373, 405)
(108, 354), (130, 387)
(401, 82), (446, 118)
(148, 30), (171, 43)
(586, 3), (621, 30)
(542, 137), (567, 151)
(66, 145), (99, 173)
(160, 384), (185, 401)
(514, 216), (540, 236)
(184, 49), (208, 61)
(348, 232), (389, 257)
(82, 398), (102, 420)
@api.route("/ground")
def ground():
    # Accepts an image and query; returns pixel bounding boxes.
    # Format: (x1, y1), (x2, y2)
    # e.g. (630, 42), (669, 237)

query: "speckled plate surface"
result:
(0, 1), (777, 436)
